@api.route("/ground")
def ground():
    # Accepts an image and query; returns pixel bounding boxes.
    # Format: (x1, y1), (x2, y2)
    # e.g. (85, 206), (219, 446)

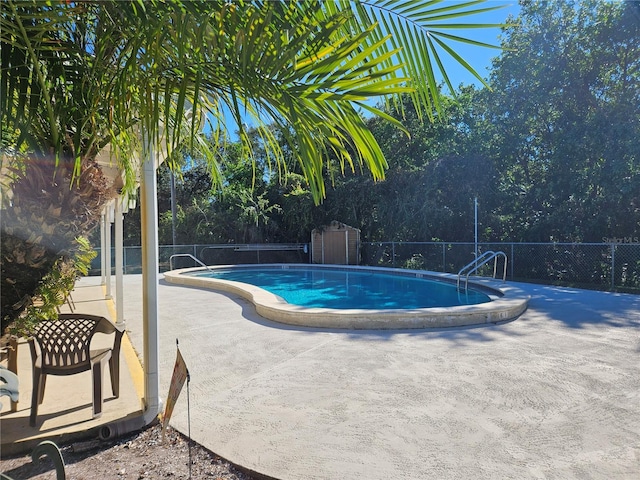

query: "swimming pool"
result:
(188, 267), (490, 309)
(164, 264), (530, 329)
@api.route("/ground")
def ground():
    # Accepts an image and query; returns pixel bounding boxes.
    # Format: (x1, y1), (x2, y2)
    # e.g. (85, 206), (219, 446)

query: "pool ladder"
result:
(169, 253), (213, 271)
(457, 251), (507, 292)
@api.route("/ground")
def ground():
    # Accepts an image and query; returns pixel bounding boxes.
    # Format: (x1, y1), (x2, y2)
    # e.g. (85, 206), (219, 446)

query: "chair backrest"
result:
(32, 314), (110, 369)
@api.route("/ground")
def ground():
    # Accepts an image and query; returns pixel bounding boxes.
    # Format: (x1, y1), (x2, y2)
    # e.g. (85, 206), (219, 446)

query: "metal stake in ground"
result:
(186, 365), (192, 480)
(162, 339), (191, 479)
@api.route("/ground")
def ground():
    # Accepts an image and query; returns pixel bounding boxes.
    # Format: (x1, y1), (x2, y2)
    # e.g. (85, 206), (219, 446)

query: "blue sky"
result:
(436, 1), (521, 88)
(220, 2), (522, 136)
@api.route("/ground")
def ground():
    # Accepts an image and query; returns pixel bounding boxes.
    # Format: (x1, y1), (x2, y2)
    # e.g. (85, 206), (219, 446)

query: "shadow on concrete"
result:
(520, 282), (640, 328)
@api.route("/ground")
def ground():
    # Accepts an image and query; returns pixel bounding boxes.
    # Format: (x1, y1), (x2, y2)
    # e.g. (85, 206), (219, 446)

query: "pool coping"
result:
(163, 264), (530, 329)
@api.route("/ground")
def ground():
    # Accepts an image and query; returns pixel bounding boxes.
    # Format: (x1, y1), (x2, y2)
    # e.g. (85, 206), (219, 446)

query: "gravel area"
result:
(0, 422), (261, 480)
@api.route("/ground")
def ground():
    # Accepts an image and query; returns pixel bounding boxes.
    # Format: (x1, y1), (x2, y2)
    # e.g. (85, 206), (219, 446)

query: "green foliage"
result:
(303, 88), (502, 243)
(7, 236), (97, 337)
(484, 0), (640, 242)
(1, 0), (504, 203)
(290, 1), (640, 244)
(139, 0), (640, 248)
(73, 236), (98, 277)
(268, 173), (317, 243)
(78, 1), (640, 251)
(403, 254), (427, 270)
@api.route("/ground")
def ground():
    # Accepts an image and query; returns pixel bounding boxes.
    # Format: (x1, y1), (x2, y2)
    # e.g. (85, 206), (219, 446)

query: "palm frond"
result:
(1, 0), (508, 204)
(344, 0), (508, 117)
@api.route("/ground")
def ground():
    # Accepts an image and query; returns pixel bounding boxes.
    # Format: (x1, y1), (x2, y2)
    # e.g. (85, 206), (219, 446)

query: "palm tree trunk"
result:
(1, 156), (112, 332)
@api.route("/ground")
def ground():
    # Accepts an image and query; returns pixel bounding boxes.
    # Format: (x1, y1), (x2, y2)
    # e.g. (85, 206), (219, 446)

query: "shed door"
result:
(322, 230), (348, 264)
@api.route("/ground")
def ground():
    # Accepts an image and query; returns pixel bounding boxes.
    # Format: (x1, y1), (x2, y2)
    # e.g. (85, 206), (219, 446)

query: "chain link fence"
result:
(93, 241), (639, 292)
(91, 243), (310, 275)
(360, 242), (640, 292)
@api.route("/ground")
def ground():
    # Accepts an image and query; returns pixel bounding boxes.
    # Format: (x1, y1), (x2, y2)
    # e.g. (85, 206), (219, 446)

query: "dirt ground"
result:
(0, 423), (261, 480)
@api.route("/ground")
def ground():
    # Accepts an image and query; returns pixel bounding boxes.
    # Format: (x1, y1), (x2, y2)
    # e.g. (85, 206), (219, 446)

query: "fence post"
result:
(442, 243), (446, 272)
(511, 243), (515, 280)
(392, 242), (396, 268)
(611, 244), (615, 290)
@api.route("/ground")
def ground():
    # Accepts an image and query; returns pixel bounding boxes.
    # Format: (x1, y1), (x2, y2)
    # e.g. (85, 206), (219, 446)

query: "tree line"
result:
(122, 1), (639, 247)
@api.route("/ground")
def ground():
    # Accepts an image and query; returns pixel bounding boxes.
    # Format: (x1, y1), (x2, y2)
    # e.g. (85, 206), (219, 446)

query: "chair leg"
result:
(30, 368), (42, 427)
(38, 374), (47, 404)
(91, 361), (105, 418)
(109, 356), (120, 398)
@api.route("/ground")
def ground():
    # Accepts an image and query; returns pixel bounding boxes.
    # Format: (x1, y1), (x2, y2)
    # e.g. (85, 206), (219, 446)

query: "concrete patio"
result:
(2, 273), (640, 479)
(0, 281), (145, 456)
(126, 274), (639, 480)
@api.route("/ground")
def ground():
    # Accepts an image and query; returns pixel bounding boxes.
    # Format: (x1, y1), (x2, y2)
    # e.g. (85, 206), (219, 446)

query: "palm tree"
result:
(1, 0), (504, 330)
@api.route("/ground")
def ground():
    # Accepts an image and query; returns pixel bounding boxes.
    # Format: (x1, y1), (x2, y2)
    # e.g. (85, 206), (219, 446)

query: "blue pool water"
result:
(191, 267), (491, 309)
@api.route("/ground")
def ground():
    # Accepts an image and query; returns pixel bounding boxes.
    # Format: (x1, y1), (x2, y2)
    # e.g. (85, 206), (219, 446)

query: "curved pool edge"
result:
(163, 264), (530, 329)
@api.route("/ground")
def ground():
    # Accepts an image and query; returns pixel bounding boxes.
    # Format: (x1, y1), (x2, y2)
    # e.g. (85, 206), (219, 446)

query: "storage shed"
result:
(311, 221), (360, 265)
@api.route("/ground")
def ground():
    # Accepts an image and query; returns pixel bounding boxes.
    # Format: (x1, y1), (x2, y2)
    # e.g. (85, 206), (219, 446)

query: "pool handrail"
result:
(457, 251), (508, 292)
(169, 253), (212, 271)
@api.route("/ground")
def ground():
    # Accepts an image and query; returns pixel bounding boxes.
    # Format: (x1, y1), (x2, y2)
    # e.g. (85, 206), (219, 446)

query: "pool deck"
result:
(125, 274), (639, 479)
(3, 274), (640, 479)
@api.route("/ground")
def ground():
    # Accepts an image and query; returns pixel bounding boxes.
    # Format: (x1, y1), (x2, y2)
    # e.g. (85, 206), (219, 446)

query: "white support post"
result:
(100, 211), (107, 285)
(115, 197), (125, 328)
(140, 138), (161, 418)
(105, 202), (113, 299)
